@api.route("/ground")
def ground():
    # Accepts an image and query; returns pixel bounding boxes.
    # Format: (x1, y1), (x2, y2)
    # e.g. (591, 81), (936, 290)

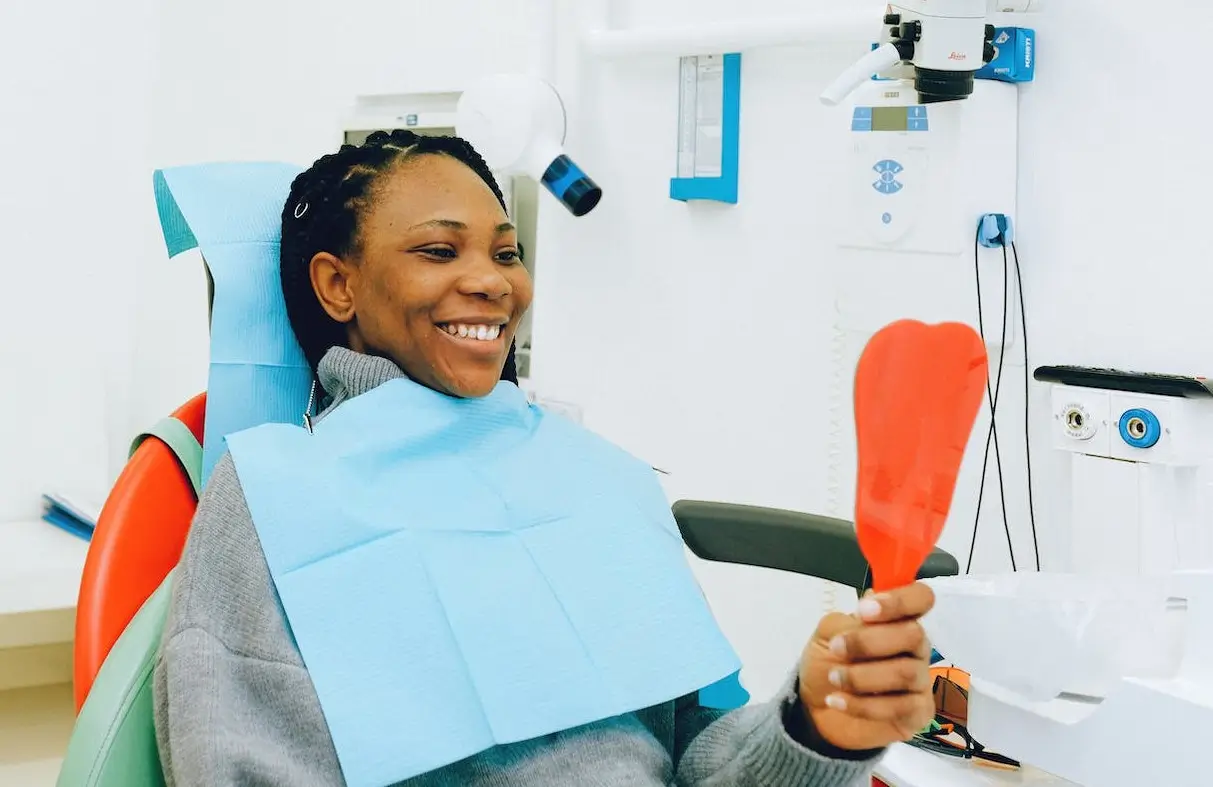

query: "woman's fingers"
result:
(829, 657), (930, 696)
(856, 582), (936, 624)
(824, 689), (936, 734)
(805, 583), (939, 746)
(830, 620), (930, 663)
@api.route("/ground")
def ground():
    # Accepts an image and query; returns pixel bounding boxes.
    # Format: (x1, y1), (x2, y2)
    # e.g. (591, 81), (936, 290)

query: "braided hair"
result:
(279, 129), (519, 383)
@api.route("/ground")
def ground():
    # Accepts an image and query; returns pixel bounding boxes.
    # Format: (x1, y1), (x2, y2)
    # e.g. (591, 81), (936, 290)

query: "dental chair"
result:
(57, 394), (206, 787)
(72, 392), (207, 712)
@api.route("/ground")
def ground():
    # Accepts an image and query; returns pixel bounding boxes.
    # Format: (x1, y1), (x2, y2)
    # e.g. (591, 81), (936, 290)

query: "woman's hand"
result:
(798, 582), (936, 753)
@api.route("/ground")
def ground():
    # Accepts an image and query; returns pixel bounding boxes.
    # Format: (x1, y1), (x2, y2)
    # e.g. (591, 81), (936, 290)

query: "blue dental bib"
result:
(225, 375), (741, 787)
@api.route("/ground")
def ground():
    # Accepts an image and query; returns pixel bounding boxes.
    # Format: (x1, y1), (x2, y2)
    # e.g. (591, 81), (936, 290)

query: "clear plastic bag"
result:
(922, 573), (1185, 701)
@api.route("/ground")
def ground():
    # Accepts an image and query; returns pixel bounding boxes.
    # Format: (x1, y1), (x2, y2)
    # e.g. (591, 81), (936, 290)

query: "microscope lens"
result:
(915, 68), (976, 104)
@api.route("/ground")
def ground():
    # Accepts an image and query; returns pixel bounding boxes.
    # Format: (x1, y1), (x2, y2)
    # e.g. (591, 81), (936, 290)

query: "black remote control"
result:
(1033, 365), (1213, 399)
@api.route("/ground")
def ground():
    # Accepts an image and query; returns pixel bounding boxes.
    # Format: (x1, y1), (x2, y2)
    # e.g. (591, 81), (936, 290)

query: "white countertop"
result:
(877, 742), (1079, 786)
(0, 520), (88, 648)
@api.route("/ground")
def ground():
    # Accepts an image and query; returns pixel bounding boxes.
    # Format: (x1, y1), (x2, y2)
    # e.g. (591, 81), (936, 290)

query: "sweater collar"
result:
(316, 346), (407, 413)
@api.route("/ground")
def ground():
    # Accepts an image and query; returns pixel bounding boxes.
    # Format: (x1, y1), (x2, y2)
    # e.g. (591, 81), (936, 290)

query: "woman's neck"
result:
(316, 346), (407, 415)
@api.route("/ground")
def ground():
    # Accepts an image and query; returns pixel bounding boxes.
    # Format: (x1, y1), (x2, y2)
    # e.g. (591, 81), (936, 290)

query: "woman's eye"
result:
(418, 247), (457, 260)
(495, 249), (522, 264)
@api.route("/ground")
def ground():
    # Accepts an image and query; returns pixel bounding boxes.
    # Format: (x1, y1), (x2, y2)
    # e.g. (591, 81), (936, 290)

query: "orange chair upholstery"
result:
(73, 393), (207, 711)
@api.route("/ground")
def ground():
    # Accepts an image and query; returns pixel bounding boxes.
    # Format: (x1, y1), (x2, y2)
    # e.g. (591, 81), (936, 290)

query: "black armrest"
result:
(672, 500), (959, 593)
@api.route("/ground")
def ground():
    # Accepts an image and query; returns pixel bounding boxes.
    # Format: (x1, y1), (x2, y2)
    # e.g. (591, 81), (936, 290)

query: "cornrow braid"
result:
(279, 129), (519, 383)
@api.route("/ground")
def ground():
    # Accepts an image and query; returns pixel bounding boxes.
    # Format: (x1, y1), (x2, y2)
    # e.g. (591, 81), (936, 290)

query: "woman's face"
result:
(310, 153), (533, 398)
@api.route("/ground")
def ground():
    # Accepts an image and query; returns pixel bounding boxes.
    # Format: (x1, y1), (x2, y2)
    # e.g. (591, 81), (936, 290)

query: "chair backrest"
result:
(58, 572), (175, 787)
(60, 161), (304, 786)
(73, 393), (207, 711)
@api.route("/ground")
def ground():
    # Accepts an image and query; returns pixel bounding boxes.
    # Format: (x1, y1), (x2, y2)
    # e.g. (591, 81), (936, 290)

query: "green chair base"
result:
(57, 573), (172, 787)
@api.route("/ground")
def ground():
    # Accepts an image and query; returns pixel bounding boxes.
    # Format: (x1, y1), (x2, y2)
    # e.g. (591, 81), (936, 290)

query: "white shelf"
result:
(0, 520), (88, 651)
(0, 520), (88, 617)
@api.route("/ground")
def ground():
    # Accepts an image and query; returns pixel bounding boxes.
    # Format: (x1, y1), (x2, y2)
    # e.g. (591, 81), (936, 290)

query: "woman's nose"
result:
(457, 256), (512, 300)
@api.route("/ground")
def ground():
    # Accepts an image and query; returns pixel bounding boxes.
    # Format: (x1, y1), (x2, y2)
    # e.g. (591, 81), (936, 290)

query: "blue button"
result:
(853, 107), (873, 118)
(882, 212), (893, 224)
(872, 160), (904, 194)
(851, 118), (872, 131)
(909, 118), (929, 131)
(908, 106), (927, 118)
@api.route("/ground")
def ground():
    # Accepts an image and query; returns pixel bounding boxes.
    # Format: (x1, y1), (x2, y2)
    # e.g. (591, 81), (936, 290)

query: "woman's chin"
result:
(434, 369), (504, 399)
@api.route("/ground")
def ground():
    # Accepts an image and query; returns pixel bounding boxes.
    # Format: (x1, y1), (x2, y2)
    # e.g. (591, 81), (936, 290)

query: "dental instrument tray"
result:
(1033, 365), (1213, 398)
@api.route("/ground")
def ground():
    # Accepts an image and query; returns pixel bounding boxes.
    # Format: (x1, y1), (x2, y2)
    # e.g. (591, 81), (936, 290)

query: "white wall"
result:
(5, 0), (1198, 699)
(526, 0), (1212, 696)
(0, 0), (156, 520)
(528, 2), (874, 695)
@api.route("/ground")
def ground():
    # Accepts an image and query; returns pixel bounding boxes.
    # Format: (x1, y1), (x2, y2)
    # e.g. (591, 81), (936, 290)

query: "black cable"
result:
(966, 230), (995, 573)
(966, 231), (1016, 574)
(1012, 242), (1041, 571)
(990, 246), (1014, 568)
(970, 233), (1015, 572)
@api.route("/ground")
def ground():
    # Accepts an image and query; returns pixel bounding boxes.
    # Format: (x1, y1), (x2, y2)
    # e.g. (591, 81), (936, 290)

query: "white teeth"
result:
(441, 323), (502, 342)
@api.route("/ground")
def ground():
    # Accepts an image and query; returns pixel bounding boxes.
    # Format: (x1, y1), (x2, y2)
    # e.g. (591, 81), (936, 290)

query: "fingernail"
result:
(857, 597), (882, 620)
(826, 694), (847, 711)
(829, 635), (847, 657)
(828, 668), (844, 688)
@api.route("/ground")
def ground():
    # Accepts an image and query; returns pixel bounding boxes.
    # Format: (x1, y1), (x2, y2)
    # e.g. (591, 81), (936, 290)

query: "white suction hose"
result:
(819, 42), (905, 106)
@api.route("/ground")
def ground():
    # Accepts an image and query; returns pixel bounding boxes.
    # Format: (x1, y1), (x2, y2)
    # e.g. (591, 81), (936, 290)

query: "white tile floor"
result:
(0, 683), (73, 786)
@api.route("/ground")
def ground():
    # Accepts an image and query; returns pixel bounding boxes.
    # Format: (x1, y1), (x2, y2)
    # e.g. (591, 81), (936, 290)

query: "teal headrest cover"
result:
(152, 162), (309, 486)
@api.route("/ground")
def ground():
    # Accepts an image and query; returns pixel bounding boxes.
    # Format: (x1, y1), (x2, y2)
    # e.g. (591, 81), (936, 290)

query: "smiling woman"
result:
(152, 129), (932, 787)
(279, 130), (528, 397)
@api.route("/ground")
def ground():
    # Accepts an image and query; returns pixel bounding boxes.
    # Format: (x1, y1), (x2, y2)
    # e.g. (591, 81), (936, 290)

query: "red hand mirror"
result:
(853, 320), (988, 592)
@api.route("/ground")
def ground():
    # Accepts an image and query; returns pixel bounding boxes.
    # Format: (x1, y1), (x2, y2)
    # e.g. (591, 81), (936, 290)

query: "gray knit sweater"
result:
(152, 347), (881, 786)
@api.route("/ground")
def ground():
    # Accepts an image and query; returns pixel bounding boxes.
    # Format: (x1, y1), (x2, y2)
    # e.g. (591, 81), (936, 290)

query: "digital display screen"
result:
(871, 106), (908, 132)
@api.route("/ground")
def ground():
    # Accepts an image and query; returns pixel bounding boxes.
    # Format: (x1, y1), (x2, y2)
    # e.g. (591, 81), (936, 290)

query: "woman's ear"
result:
(310, 252), (357, 323)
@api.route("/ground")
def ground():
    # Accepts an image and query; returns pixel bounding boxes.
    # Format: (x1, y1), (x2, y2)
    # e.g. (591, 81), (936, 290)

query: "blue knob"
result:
(1118, 408), (1161, 449)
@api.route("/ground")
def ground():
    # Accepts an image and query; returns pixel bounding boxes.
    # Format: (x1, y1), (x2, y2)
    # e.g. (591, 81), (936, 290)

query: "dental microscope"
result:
(821, 0), (1040, 106)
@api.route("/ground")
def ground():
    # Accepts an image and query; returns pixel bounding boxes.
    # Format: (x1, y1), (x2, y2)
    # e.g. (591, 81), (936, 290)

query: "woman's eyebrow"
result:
(405, 219), (516, 235)
(408, 219), (467, 231)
